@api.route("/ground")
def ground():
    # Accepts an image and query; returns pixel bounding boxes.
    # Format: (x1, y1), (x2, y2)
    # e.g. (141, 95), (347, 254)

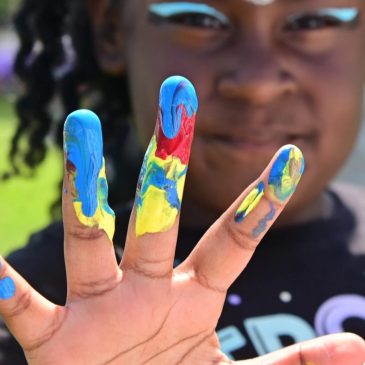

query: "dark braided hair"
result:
(6, 0), (141, 218)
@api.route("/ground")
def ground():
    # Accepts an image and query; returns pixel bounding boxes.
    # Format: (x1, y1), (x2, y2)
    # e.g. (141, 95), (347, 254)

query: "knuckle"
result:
(6, 289), (32, 319)
(124, 261), (173, 279)
(26, 306), (66, 352)
(67, 224), (106, 241)
(69, 274), (121, 299)
(225, 222), (260, 252)
(193, 269), (226, 293)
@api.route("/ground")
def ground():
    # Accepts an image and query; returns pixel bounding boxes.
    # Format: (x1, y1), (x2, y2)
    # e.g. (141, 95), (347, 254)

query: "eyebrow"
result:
(148, 2), (229, 23)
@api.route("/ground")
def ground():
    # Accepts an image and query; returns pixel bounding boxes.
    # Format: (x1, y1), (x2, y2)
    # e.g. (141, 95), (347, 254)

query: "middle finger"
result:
(121, 76), (198, 278)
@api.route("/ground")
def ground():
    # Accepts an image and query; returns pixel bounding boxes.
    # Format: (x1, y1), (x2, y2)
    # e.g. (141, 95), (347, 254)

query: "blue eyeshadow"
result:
(149, 2), (229, 24)
(317, 8), (359, 23)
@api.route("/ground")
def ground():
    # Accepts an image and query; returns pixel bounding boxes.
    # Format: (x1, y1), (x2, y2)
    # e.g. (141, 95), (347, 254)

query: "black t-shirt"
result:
(1, 191), (364, 364)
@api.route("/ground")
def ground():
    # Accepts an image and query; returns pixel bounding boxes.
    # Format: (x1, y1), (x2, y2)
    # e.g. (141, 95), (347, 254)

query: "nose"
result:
(218, 42), (297, 106)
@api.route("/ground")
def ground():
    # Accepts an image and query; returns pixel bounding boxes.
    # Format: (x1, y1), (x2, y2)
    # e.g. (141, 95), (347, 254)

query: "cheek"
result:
(299, 54), (363, 155)
(316, 78), (362, 157)
(302, 78), (362, 203)
(126, 38), (218, 148)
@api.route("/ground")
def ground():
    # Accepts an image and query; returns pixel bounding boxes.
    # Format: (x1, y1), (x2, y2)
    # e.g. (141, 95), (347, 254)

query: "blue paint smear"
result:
(300, 157), (305, 176)
(256, 181), (265, 195)
(253, 202), (276, 238)
(64, 109), (103, 217)
(0, 277), (16, 300)
(268, 147), (291, 198)
(138, 162), (185, 210)
(159, 76), (198, 139)
(235, 213), (245, 223)
(98, 177), (115, 216)
(318, 8), (359, 23)
(149, 2), (229, 24)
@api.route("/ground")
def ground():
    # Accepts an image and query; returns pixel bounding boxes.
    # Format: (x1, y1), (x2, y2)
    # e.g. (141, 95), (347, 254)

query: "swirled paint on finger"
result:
(136, 76), (198, 236)
(235, 182), (265, 223)
(253, 202), (276, 238)
(0, 260), (16, 300)
(268, 145), (304, 202)
(64, 110), (115, 241)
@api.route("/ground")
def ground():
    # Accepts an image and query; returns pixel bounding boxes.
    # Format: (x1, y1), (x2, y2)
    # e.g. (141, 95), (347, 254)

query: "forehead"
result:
(244, 0), (276, 5)
(244, 0), (362, 5)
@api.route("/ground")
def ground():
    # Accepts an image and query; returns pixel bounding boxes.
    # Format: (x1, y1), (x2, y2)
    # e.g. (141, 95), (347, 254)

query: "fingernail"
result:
(235, 181), (265, 223)
(0, 259), (16, 301)
(64, 110), (115, 241)
(268, 145), (305, 202)
(135, 76), (198, 236)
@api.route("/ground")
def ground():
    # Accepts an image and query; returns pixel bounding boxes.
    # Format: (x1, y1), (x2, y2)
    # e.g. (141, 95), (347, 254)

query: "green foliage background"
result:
(0, 0), (20, 24)
(0, 98), (62, 256)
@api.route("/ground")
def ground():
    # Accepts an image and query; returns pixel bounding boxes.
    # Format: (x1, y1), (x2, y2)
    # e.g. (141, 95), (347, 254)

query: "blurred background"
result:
(0, 0), (62, 256)
(0, 1), (364, 256)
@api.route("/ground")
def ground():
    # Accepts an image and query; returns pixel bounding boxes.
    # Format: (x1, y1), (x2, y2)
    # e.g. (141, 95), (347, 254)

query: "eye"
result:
(284, 8), (359, 32)
(285, 15), (344, 32)
(148, 3), (230, 30)
(164, 12), (228, 30)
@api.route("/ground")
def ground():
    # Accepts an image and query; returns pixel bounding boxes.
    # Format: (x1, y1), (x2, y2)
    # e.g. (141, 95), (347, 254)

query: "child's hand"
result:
(0, 76), (364, 365)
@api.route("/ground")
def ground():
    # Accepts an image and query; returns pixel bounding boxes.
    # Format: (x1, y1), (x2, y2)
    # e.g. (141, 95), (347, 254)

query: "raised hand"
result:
(0, 76), (364, 365)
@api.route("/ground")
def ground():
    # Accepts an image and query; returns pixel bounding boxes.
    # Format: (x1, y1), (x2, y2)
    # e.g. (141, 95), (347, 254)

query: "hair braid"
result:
(6, 0), (139, 218)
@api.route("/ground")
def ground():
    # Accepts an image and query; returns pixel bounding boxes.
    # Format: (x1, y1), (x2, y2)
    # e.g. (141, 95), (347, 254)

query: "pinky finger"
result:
(0, 257), (62, 351)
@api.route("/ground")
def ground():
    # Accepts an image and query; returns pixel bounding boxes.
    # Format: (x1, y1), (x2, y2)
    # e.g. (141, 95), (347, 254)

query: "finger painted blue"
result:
(64, 110), (103, 217)
(0, 277), (16, 300)
(268, 145), (304, 202)
(64, 109), (115, 241)
(149, 2), (229, 25)
(98, 177), (115, 216)
(159, 76), (198, 139)
(253, 202), (276, 238)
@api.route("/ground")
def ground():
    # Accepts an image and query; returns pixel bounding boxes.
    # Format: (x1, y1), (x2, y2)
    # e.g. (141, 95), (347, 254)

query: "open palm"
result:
(1, 76), (364, 365)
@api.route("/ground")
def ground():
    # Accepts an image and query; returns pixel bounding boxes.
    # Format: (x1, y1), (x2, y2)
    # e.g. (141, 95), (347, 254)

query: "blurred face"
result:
(102, 0), (365, 223)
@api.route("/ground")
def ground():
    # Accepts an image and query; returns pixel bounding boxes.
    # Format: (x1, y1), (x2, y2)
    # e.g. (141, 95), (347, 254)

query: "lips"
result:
(196, 101), (315, 138)
(197, 129), (313, 163)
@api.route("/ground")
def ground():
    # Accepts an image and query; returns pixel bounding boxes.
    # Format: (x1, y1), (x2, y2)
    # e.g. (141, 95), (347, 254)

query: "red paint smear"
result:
(155, 106), (196, 165)
(66, 159), (76, 174)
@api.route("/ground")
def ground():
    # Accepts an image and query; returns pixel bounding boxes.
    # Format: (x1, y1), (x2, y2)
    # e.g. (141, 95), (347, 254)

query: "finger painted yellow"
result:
(136, 136), (187, 236)
(235, 182), (265, 223)
(69, 160), (115, 241)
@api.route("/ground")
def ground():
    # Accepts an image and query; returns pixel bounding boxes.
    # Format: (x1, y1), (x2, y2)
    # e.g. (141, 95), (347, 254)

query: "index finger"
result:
(182, 145), (304, 292)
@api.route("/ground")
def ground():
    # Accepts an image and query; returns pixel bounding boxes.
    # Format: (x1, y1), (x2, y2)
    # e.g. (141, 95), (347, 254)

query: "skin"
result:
(1, 0), (365, 364)
(104, 0), (365, 228)
(0, 113), (364, 364)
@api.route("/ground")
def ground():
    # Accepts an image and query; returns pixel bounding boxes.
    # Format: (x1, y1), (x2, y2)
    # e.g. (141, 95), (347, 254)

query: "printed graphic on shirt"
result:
(218, 294), (365, 359)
